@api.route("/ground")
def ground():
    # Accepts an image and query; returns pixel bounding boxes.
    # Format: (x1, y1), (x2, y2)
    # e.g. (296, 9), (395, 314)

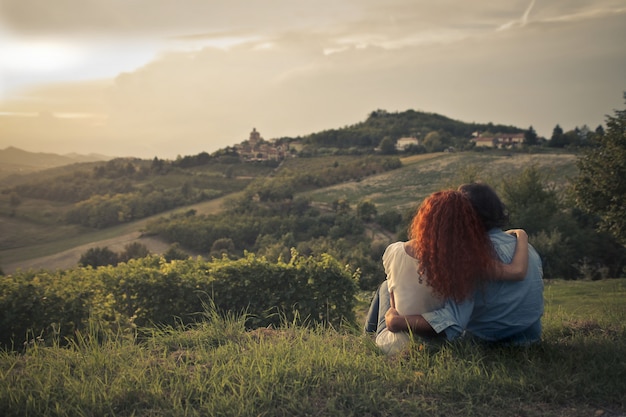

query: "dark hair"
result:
(458, 183), (509, 230)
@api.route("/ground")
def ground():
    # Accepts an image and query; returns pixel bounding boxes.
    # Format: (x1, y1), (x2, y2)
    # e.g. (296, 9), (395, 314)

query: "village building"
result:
(235, 128), (292, 161)
(395, 137), (419, 151)
(471, 132), (525, 149)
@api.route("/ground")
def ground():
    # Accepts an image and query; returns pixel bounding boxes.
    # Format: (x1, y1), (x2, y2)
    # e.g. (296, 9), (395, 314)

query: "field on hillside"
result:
(0, 195), (234, 273)
(305, 151), (577, 213)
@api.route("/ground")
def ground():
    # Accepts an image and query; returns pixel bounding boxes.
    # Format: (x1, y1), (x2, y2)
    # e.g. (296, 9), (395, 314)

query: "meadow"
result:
(0, 278), (624, 417)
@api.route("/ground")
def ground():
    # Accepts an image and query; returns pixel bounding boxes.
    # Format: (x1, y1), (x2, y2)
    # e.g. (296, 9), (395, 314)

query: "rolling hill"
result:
(0, 146), (112, 179)
(1, 150), (578, 274)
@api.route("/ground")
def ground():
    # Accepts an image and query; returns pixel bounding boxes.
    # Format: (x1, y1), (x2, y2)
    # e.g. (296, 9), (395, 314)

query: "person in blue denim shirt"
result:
(384, 183), (544, 345)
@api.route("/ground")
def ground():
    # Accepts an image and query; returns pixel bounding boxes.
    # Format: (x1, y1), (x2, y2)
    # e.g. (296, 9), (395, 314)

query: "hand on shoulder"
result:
(505, 229), (528, 243)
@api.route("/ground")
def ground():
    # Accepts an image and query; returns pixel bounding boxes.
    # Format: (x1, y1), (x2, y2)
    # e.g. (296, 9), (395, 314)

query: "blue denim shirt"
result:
(421, 228), (544, 345)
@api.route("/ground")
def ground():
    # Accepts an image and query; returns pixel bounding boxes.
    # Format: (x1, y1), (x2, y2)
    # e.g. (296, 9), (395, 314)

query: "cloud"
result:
(0, 0), (624, 158)
(497, 0), (536, 31)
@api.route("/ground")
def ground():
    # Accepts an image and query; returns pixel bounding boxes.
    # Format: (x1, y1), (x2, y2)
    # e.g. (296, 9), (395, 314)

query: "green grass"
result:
(1, 279), (624, 417)
(544, 279), (626, 324)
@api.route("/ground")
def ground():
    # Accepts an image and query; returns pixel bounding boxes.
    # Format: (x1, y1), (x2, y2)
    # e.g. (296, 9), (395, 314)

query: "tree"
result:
(163, 243), (189, 261)
(422, 131), (443, 152)
(79, 247), (119, 268)
(210, 238), (236, 258)
(356, 200), (377, 221)
(376, 209), (403, 233)
(574, 94), (626, 244)
(332, 199), (351, 214)
(379, 136), (396, 155)
(499, 165), (559, 235)
(548, 124), (566, 148)
(119, 242), (150, 263)
(595, 124), (605, 137)
(524, 126), (538, 146)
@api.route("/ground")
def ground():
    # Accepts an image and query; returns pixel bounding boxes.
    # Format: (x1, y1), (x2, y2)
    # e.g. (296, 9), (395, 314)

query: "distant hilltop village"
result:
(234, 128), (301, 162)
(232, 127), (525, 162)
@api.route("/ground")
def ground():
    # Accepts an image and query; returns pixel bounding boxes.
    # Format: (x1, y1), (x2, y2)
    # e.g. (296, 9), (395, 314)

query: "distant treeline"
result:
(281, 109), (525, 153)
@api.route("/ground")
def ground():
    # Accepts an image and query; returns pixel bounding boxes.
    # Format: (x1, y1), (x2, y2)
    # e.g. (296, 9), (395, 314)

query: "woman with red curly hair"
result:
(365, 188), (528, 354)
(408, 189), (520, 303)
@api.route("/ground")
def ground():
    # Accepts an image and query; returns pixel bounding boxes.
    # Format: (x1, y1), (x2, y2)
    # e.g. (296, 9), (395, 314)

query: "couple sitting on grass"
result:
(365, 182), (544, 355)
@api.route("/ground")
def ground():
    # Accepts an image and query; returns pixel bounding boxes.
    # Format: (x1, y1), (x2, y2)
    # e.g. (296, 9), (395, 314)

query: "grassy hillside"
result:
(0, 147), (111, 180)
(304, 150), (577, 213)
(0, 150), (579, 273)
(1, 278), (624, 417)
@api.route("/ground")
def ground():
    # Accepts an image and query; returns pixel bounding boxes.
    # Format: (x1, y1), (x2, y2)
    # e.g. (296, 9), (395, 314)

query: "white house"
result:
(471, 132), (525, 148)
(395, 137), (419, 151)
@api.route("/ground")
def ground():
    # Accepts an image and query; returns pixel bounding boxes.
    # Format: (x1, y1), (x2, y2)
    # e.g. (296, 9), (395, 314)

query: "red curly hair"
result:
(408, 190), (496, 302)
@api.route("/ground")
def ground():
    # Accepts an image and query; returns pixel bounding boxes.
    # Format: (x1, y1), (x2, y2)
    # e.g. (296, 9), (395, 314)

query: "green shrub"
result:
(0, 252), (358, 349)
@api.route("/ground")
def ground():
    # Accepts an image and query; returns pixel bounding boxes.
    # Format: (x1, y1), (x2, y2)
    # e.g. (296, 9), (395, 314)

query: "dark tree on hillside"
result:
(524, 126), (538, 146)
(379, 137), (396, 154)
(376, 209), (403, 233)
(79, 247), (119, 268)
(549, 124), (567, 148)
(595, 125), (605, 137)
(356, 200), (377, 222)
(500, 165), (559, 235)
(118, 242), (150, 263)
(574, 94), (626, 244)
(163, 243), (189, 261)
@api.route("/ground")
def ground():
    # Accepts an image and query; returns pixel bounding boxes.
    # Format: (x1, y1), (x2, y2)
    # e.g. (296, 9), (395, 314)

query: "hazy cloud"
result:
(0, 0), (625, 158)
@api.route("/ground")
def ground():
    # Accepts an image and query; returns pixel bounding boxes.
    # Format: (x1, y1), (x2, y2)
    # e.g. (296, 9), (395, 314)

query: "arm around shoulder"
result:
(495, 229), (529, 281)
(385, 307), (439, 337)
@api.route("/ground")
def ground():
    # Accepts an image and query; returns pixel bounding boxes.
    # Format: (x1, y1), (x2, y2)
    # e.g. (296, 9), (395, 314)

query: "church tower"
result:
(249, 128), (261, 148)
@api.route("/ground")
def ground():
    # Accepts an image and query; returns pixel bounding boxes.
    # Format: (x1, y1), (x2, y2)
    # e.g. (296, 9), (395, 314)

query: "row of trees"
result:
(65, 187), (221, 228)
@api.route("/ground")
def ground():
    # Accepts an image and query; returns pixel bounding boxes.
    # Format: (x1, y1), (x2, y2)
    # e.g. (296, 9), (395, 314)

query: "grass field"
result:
(0, 278), (624, 417)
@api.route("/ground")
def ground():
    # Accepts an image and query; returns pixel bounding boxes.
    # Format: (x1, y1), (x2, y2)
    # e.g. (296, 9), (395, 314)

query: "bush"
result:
(78, 247), (120, 268)
(0, 252), (358, 349)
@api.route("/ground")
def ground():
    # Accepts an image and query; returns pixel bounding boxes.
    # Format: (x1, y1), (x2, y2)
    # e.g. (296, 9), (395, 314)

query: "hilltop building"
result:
(471, 132), (525, 149)
(395, 137), (419, 151)
(235, 128), (292, 161)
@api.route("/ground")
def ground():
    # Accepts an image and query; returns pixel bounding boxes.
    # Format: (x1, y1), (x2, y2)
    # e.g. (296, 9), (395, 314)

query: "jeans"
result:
(364, 280), (391, 336)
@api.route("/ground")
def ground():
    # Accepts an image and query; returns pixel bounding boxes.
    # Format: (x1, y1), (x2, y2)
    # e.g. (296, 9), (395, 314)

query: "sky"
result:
(0, 0), (625, 159)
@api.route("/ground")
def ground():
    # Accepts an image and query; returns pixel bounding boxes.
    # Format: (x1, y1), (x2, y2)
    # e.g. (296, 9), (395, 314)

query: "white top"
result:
(376, 241), (443, 355)
(384, 241), (443, 315)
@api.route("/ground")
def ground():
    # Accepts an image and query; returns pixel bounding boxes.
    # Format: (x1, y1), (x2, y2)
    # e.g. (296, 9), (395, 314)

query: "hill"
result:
(1, 150), (586, 276)
(0, 104), (621, 281)
(286, 109), (526, 152)
(0, 146), (112, 179)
